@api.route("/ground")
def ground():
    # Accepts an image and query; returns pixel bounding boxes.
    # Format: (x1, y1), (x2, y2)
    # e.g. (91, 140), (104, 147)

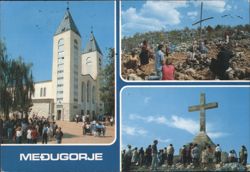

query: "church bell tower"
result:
(52, 7), (82, 121)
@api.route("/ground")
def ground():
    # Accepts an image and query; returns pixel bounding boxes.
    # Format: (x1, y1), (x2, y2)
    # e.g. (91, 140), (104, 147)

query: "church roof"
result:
(82, 32), (102, 55)
(55, 8), (81, 37)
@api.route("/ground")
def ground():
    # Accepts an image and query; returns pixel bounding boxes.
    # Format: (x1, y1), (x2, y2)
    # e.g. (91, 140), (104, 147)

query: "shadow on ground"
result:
(63, 133), (78, 138)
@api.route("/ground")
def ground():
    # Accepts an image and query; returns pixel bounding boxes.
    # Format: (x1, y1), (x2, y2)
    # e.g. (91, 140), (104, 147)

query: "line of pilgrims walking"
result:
(122, 139), (248, 171)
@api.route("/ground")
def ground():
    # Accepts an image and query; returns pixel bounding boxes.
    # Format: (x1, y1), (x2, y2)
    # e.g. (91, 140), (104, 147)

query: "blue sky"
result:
(122, 0), (249, 36)
(122, 86), (250, 160)
(0, 1), (114, 82)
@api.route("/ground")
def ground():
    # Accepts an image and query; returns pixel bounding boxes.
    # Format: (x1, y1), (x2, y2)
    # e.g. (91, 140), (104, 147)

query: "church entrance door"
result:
(57, 110), (61, 120)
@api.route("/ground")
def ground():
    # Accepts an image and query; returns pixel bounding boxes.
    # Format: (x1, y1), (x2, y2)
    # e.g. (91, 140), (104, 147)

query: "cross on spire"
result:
(188, 93), (218, 133)
(67, 1), (69, 11)
(91, 26), (93, 33)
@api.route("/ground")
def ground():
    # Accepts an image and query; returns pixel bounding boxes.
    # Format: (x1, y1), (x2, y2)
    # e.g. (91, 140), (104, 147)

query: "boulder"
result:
(245, 67), (250, 78)
(234, 68), (245, 79)
(128, 74), (142, 80)
(185, 68), (196, 76)
(246, 165), (250, 171)
(217, 162), (246, 171)
(126, 69), (135, 74)
(204, 167), (208, 171)
(215, 163), (222, 169)
(221, 152), (228, 163)
(235, 51), (244, 58)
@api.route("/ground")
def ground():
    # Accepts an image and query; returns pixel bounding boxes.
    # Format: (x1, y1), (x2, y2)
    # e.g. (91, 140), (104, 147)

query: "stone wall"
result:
(31, 101), (54, 118)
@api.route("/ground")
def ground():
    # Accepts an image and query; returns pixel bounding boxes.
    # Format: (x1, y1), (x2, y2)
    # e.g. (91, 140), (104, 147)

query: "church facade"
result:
(31, 8), (104, 121)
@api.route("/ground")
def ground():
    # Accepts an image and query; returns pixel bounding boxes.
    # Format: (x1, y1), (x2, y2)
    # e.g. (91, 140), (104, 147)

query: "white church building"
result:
(31, 8), (104, 121)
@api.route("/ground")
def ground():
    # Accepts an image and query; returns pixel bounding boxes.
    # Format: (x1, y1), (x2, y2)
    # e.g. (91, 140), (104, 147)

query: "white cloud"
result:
(122, 0), (232, 35)
(144, 97), (151, 104)
(128, 114), (229, 139)
(170, 115), (199, 134)
(192, 0), (231, 13)
(129, 114), (199, 134)
(207, 132), (229, 139)
(122, 8), (164, 36)
(156, 137), (172, 143)
(203, 1), (227, 13)
(122, 1), (187, 36)
(187, 11), (198, 20)
(225, 4), (232, 11)
(206, 123), (229, 139)
(122, 124), (148, 136)
(140, 1), (187, 23)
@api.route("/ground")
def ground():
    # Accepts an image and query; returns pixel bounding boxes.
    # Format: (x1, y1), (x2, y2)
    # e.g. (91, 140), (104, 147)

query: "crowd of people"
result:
(122, 140), (248, 171)
(0, 113), (115, 144)
(126, 40), (176, 81)
(0, 114), (63, 144)
(74, 114), (114, 137)
(125, 36), (234, 80)
(82, 120), (106, 137)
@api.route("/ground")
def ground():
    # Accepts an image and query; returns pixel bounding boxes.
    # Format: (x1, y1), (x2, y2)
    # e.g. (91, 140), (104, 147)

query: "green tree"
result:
(0, 41), (13, 119)
(215, 24), (222, 31)
(99, 48), (114, 116)
(11, 57), (34, 119)
(0, 40), (34, 119)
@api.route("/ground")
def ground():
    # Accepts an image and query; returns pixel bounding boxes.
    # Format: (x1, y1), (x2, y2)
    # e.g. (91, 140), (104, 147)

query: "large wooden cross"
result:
(192, 2), (214, 40)
(188, 93), (218, 133)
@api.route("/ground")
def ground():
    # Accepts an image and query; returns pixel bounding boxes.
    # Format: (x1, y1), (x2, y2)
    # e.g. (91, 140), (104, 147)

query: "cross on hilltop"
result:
(188, 93), (218, 133)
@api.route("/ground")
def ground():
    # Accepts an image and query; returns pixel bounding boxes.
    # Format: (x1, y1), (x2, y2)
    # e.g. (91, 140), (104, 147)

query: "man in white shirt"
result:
(167, 144), (175, 166)
(147, 44), (165, 80)
(76, 114), (79, 123)
(82, 115), (86, 123)
(215, 144), (222, 163)
(26, 127), (32, 143)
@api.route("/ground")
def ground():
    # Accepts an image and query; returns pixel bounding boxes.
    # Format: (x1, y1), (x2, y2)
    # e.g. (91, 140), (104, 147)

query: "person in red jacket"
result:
(162, 58), (175, 80)
(31, 127), (39, 144)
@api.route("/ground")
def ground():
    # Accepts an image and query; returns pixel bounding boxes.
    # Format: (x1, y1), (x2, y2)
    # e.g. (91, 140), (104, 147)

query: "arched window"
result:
(86, 57), (92, 65)
(58, 38), (64, 53)
(81, 82), (85, 102)
(87, 81), (90, 102)
(92, 86), (95, 104)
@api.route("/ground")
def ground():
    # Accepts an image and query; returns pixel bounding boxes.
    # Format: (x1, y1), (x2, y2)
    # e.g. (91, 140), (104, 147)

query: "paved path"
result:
(41, 120), (115, 144)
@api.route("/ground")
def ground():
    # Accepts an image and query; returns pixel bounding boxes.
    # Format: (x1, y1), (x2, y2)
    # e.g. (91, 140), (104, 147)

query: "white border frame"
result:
(119, 85), (250, 171)
(2, 0), (117, 147)
(119, 1), (249, 83)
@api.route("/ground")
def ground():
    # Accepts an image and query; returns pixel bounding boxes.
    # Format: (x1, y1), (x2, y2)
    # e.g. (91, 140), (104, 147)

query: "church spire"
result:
(83, 30), (102, 55)
(67, 1), (69, 11)
(91, 25), (93, 33)
(54, 7), (81, 37)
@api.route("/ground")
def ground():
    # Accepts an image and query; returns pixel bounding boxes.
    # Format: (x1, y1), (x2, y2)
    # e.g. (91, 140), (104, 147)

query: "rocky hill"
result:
(121, 38), (250, 81)
(126, 162), (248, 171)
